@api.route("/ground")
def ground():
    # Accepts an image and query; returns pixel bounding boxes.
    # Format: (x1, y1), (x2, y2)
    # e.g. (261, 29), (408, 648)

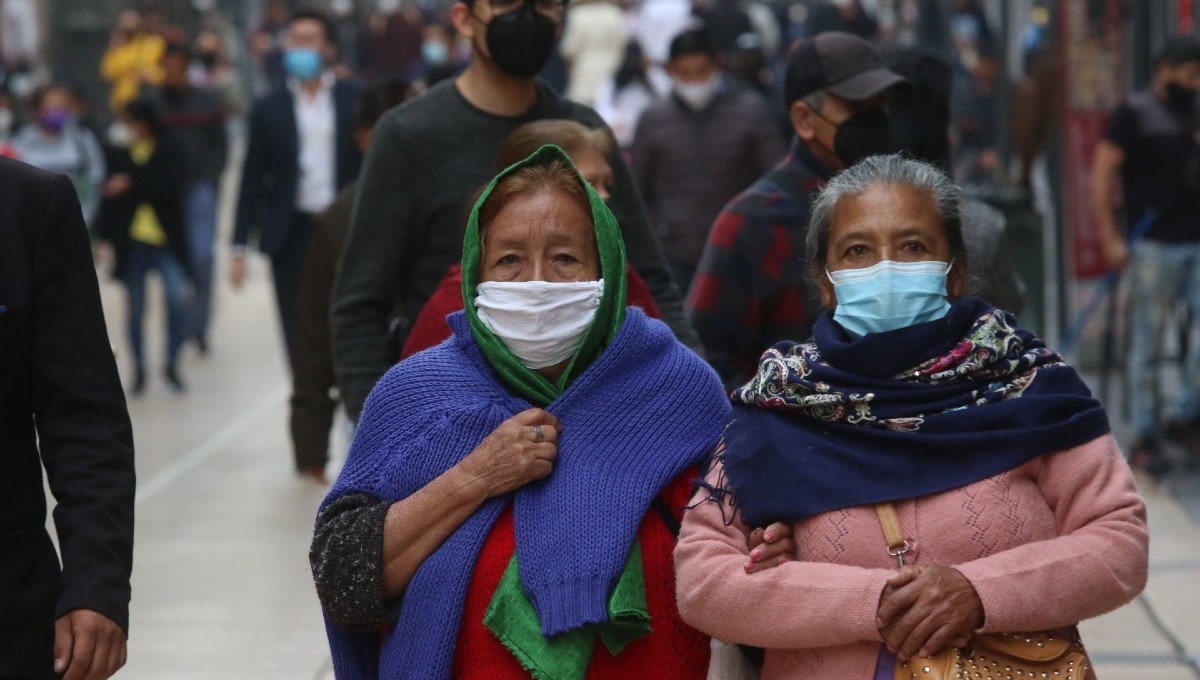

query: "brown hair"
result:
(478, 159), (595, 244)
(495, 120), (616, 171)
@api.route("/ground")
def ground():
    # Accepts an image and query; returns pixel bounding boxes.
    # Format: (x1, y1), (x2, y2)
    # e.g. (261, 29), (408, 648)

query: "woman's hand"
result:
(377, 408), (561, 599)
(457, 408), (561, 498)
(876, 565), (984, 661)
(744, 521), (796, 573)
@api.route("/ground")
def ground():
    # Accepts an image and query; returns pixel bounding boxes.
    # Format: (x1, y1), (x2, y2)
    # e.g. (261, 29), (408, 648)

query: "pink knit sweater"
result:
(674, 433), (1148, 679)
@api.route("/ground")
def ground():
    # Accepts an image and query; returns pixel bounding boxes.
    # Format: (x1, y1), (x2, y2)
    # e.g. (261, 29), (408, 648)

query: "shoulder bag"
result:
(875, 502), (1094, 680)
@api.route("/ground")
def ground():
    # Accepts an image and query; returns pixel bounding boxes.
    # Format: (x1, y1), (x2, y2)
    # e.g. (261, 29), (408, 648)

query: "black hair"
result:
(355, 78), (410, 130)
(162, 41), (192, 62)
(668, 27), (717, 62)
(1157, 35), (1200, 69)
(290, 8), (338, 50)
(124, 97), (165, 137)
(614, 41), (650, 92)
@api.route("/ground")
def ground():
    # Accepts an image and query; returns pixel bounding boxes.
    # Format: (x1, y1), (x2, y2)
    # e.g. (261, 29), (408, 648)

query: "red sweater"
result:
(451, 474), (710, 679)
(400, 263), (664, 358)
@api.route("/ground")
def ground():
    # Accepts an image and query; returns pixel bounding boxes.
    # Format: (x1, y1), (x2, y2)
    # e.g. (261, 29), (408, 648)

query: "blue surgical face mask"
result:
(284, 48), (323, 81)
(827, 259), (953, 338)
(422, 40), (449, 66)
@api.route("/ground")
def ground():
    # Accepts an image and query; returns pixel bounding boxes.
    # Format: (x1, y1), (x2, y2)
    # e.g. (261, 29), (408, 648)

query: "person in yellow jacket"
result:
(100, 10), (165, 113)
(97, 98), (191, 394)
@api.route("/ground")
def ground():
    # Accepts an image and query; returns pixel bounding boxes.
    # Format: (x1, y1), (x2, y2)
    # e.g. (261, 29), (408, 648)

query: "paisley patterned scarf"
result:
(711, 297), (1111, 528)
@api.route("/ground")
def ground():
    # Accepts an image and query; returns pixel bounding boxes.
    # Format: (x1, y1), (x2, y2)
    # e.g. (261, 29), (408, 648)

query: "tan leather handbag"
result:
(875, 503), (1093, 680)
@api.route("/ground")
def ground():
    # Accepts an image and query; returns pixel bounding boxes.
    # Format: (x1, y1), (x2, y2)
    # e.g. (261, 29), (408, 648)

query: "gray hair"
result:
(804, 153), (967, 285)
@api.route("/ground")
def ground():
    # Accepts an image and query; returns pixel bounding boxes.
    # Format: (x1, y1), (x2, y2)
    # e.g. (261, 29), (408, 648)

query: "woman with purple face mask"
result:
(11, 84), (107, 229)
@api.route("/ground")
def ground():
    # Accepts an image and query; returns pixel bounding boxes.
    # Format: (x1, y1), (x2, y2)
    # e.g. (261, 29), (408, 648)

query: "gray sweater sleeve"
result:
(331, 112), (414, 420)
(310, 492), (397, 631)
(602, 126), (703, 352)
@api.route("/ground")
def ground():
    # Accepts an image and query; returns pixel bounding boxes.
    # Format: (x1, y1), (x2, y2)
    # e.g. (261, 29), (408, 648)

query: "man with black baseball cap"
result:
(687, 31), (906, 387)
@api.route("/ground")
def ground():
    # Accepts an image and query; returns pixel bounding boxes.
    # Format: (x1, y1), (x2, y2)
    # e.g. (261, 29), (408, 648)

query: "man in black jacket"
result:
(147, 42), (228, 354)
(0, 155), (135, 680)
(232, 9), (362, 365)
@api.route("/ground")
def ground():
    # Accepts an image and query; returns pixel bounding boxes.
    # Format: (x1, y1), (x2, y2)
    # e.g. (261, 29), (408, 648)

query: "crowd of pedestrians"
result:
(5, 1), (1199, 679)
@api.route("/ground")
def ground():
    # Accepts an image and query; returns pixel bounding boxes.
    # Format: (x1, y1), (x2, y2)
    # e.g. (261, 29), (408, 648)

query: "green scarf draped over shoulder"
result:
(461, 143), (629, 406)
(460, 145), (648, 679)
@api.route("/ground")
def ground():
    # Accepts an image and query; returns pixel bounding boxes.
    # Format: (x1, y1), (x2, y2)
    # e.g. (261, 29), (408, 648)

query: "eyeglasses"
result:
(486, 0), (565, 20)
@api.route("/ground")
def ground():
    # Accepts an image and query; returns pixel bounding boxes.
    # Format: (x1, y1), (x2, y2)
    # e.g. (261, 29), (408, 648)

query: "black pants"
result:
(270, 212), (315, 370)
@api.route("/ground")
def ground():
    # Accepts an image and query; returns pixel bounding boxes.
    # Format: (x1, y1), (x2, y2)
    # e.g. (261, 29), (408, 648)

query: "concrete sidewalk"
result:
(1080, 473), (1200, 679)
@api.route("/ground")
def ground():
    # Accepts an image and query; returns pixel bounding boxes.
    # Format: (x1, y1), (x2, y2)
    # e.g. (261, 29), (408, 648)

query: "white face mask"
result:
(673, 75), (719, 110)
(475, 279), (604, 369)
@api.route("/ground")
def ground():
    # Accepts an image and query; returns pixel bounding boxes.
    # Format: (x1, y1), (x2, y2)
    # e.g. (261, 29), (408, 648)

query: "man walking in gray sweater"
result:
(332, 0), (696, 420)
(632, 27), (785, 291)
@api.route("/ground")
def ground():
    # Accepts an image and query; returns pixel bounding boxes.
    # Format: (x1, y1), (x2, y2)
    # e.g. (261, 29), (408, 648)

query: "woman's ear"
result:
(947, 261), (967, 300)
(817, 268), (836, 309)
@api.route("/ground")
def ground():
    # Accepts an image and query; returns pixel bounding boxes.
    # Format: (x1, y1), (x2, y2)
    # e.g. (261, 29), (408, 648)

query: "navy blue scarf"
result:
(713, 297), (1110, 528)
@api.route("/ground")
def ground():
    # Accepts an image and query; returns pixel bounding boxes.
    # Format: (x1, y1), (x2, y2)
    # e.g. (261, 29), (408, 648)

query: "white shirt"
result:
(1, 0), (38, 62)
(634, 0), (693, 65)
(291, 71), (337, 214)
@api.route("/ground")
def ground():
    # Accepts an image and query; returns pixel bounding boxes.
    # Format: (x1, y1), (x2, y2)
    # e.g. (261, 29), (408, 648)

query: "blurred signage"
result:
(1059, 0), (1125, 279)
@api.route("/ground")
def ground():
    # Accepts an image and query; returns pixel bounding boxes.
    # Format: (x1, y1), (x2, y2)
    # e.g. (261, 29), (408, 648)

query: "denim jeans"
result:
(184, 181), (218, 342)
(1127, 239), (1200, 440)
(124, 241), (189, 372)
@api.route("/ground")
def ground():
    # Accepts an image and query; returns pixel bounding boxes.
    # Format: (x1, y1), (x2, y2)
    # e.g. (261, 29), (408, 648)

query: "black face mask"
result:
(199, 52), (218, 70)
(831, 107), (892, 167)
(1166, 82), (1198, 116)
(485, 3), (557, 79)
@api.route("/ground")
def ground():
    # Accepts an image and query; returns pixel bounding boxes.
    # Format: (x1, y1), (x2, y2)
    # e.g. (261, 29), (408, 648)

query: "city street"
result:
(79, 172), (1200, 679)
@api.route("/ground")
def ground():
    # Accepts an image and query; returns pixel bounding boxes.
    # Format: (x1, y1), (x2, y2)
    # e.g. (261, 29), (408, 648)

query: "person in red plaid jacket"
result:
(687, 32), (905, 387)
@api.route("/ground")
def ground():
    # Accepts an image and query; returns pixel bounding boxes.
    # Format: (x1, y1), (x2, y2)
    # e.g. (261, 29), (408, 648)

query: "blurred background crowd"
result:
(1, 0), (1196, 460)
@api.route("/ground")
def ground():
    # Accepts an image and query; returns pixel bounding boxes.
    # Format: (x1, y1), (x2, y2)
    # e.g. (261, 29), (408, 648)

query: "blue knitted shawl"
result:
(322, 308), (729, 680)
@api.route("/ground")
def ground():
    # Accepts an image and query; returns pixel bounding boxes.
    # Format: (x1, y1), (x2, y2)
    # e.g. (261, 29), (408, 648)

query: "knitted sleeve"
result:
(675, 457), (892, 649)
(310, 492), (398, 631)
(954, 434), (1149, 632)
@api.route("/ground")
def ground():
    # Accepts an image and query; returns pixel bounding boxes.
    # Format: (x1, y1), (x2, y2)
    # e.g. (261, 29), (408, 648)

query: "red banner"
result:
(1059, 0), (1125, 279)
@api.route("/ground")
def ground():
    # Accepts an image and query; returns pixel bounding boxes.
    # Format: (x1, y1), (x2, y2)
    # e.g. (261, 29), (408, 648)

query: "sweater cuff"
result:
(526, 573), (611, 637)
(953, 562), (1007, 633)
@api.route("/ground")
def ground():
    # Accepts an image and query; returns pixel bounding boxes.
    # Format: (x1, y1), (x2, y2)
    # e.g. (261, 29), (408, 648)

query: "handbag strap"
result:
(875, 502), (912, 568)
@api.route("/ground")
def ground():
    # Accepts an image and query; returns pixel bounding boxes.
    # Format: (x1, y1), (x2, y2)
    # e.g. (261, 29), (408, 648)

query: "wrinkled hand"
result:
(458, 408), (561, 498)
(876, 565), (984, 661)
(54, 609), (126, 680)
(744, 521), (796, 573)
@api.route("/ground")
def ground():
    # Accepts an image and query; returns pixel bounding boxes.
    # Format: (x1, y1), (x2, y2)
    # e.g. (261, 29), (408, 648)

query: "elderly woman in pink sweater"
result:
(674, 154), (1148, 679)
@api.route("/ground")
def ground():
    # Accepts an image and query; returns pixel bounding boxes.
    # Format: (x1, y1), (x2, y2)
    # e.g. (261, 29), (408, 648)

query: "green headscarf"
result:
(461, 144), (629, 406)
(462, 145), (648, 679)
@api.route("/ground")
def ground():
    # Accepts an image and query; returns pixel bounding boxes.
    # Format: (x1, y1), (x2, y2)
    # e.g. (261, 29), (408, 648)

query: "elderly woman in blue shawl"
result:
(309, 145), (792, 680)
